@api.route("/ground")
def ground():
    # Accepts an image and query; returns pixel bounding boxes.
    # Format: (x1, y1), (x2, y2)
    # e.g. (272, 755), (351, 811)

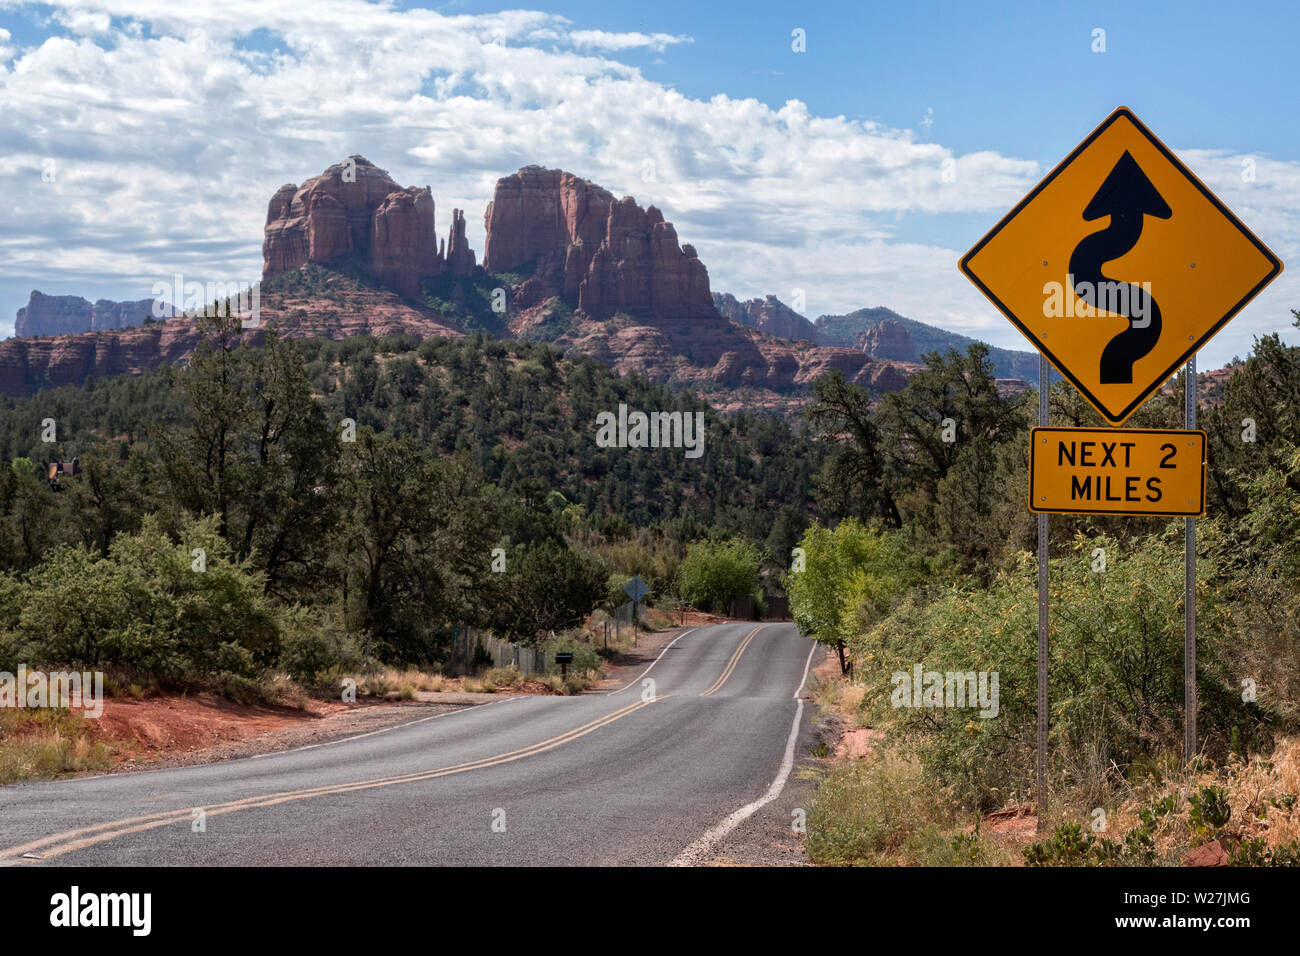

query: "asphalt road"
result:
(0, 622), (820, 866)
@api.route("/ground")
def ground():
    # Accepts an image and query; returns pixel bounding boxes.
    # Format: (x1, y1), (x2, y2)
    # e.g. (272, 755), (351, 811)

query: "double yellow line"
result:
(2, 696), (661, 863)
(700, 624), (767, 697)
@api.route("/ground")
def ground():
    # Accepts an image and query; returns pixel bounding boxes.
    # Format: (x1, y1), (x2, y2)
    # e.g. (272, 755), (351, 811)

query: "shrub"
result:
(538, 631), (603, 677)
(277, 606), (373, 680)
(677, 538), (762, 613)
(854, 532), (1254, 811)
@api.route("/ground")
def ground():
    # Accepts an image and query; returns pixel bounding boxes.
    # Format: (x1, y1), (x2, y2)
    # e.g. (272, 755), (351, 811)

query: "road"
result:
(0, 622), (821, 866)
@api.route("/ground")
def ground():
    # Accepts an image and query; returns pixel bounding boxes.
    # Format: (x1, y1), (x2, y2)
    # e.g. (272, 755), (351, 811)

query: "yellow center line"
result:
(2, 695), (665, 862)
(700, 624), (767, 697)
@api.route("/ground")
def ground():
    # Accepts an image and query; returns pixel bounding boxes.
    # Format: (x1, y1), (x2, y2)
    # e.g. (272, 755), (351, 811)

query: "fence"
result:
(446, 626), (548, 677)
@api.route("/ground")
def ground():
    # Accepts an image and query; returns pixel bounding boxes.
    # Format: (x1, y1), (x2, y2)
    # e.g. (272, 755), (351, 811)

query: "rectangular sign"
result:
(1029, 427), (1206, 516)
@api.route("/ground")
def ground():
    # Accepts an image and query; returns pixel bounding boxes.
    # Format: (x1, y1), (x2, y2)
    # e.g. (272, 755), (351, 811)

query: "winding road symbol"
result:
(959, 106), (1282, 425)
(1069, 151), (1171, 385)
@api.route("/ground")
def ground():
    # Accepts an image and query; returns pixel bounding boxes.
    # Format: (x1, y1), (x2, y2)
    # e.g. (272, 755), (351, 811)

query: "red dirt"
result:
(980, 804), (1039, 841)
(836, 727), (884, 759)
(81, 693), (399, 765)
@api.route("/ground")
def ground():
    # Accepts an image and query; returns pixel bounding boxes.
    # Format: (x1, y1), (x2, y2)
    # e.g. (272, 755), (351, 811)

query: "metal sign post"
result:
(1037, 355), (1050, 829)
(1185, 357), (1197, 762)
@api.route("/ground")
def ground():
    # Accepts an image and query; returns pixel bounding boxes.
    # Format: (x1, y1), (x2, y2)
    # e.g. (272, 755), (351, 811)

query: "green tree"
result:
(677, 538), (762, 613)
(154, 313), (340, 599)
(805, 369), (901, 526)
(874, 344), (1026, 546)
(785, 519), (921, 674)
(488, 539), (608, 642)
(336, 430), (500, 664)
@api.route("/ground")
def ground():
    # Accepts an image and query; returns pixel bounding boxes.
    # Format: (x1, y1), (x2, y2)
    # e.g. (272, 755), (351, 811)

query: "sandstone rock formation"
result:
(445, 208), (476, 277)
(484, 166), (714, 323)
(854, 317), (915, 361)
(0, 277), (459, 398)
(713, 292), (817, 342)
(15, 291), (169, 337)
(5, 159), (938, 419)
(263, 156), (473, 300)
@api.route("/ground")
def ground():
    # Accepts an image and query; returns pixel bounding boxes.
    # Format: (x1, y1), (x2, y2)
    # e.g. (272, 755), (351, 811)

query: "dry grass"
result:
(1097, 738), (1300, 858)
(809, 672), (868, 725)
(808, 664), (1300, 865)
(0, 709), (113, 785)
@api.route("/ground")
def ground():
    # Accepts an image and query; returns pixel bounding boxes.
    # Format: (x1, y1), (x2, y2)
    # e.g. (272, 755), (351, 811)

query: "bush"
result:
(677, 538), (761, 613)
(538, 631), (603, 677)
(277, 606), (373, 680)
(855, 531), (1254, 811)
(10, 514), (278, 680)
(806, 748), (941, 864)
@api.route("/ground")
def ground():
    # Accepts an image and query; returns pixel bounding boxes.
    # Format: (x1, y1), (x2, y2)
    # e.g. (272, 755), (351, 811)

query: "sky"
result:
(0, 0), (1297, 367)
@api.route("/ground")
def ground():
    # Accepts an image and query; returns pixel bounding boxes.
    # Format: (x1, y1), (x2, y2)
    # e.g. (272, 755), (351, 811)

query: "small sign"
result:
(961, 106), (1281, 424)
(1029, 427), (1206, 516)
(554, 652), (574, 664)
(624, 576), (649, 603)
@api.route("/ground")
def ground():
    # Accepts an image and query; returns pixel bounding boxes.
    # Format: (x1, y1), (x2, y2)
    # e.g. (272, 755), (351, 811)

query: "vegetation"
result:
(784, 519), (922, 674)
(675, 538), (762, 614)
(0, 312), (823, 689)
(798, 317), (1300, 865)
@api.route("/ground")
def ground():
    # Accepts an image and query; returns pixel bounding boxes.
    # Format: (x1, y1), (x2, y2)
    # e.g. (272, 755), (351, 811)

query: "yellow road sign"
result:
(1029, 427), (1206, 516)
(961, 107), (1281, 424)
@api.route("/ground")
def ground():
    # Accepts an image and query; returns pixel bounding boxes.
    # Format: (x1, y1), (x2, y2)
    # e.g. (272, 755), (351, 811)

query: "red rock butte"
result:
(483, 166), (715, 325)
(2, 158), (925, 414)
(263, 155), (475, 300)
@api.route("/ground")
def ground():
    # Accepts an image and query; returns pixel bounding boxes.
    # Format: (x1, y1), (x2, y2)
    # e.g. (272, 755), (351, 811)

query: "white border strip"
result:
(668, 638), (817, 866)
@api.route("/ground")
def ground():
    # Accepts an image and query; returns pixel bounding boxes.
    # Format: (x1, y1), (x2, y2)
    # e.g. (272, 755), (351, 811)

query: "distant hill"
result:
(813, 306), (1040, 385)
(5, 157), (1027, 416)
(712, 292), (817, 342)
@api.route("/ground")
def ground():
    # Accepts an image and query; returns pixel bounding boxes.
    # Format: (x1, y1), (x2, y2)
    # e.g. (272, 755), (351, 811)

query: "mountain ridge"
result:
(3, 157), (1023, 412)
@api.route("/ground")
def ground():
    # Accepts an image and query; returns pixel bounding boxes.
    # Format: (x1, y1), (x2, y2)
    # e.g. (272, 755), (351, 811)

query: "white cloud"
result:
(0, 0), (1293, 366)
(51, 8), (111, 34)
(568, 30), (692, 52)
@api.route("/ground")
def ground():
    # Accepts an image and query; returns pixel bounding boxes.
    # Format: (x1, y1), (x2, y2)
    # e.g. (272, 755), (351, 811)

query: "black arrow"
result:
(1068, 151), (1172, 384)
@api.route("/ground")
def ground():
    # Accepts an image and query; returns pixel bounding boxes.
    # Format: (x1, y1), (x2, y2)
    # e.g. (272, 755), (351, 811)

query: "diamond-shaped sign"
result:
(960, 106), (1281, 424)
(624, 576), (649, 603)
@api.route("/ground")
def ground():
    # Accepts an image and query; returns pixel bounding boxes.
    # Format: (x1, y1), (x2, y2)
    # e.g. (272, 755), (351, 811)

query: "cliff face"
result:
(854, 317), (915, 361)
(4, 159), (928, 417)
(0, 277), (460, 398)
(15, 292), (167, 337)
(713, 293), (818, 343)
(484, 166), (714, 323)
(263, 155), (472, 300)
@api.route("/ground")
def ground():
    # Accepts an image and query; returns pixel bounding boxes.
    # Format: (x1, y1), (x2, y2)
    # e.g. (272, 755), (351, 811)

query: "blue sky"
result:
(0, 0), (1296, 366)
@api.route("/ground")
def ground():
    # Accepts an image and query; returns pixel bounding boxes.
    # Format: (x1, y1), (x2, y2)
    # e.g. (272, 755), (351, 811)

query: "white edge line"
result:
(605, 626), (700, 696)
(668, 637), (818, 867)
(792, 635), (816, 700)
